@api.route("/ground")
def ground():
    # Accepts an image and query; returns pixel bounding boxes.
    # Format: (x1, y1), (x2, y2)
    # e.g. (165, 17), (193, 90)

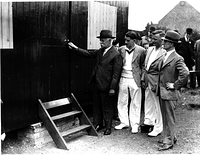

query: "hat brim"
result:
(161, 37), (181, 43)
(97, 36), (115, 39)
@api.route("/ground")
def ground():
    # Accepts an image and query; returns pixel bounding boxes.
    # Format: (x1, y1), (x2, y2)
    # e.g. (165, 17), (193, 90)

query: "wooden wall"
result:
(1, 1), (71, 132)
(1, 1), (129, 132)
(88, 1), (117, 49)
(0, 2), (13, 49)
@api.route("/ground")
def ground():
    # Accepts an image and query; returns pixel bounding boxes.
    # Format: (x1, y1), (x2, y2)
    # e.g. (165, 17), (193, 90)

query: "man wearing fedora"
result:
(68, 30), (123, 135)
(114, 31), (146, 133)
(156, 30), (189, 151)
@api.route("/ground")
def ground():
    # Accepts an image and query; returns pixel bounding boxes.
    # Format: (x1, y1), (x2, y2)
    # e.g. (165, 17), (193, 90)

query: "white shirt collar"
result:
(164, 49), (175, 62)
(103, 46), (112, 55)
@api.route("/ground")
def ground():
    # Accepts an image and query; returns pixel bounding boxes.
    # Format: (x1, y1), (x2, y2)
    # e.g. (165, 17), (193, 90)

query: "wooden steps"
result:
(38, 93), (98, 150)
(51, 111), (82, 121)
(61, 125), (91, 137)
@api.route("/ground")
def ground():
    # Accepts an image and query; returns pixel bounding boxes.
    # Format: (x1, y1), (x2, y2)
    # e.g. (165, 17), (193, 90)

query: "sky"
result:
(128, 0), (200, 31)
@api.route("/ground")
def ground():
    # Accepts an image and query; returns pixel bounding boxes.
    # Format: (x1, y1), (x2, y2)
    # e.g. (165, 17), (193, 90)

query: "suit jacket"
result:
(75, 46), (123, 91)
(194, 39), (200, 69)
(177, 37), (195, 69)
(118, 44), (146, 87)
(157, 50), (189, 100)
(141, 46), (166, 90)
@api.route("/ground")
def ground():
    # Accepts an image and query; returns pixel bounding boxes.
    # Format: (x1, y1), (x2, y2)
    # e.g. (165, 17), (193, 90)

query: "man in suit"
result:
(68, 30), (123, 135)
(141, 30), (166, 137)
(157, 30), (189, 151)
(177, 28), (195, 71)
(194, 38), (200, 87)
(114, 31), (146, 133)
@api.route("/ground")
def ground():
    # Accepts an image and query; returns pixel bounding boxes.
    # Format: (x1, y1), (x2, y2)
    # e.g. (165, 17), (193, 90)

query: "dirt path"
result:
(1, 88), (200, 154)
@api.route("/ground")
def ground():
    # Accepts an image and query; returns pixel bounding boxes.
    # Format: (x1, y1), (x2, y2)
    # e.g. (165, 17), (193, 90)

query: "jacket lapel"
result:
(162, 51), (176, 68)
(132, 45), (140, 62)
(101, 46), (113, 61)
(154, 48), (165, 62)
(145, 47), (154, 67)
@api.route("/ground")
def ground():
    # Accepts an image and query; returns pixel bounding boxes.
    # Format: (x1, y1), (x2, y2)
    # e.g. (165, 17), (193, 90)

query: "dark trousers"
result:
(93, 85), (114, 129)
(159, 98), (177, 145)
(197, 75), (200, 87)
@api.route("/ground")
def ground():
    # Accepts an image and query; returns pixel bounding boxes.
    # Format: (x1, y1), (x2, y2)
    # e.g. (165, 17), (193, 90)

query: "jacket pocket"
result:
(160, 86), (177, 101)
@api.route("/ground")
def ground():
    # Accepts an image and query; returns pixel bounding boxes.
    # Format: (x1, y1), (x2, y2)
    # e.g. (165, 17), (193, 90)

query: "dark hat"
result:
(186, 28), (193, 35)
(125, 31), (138, 39)
(150, 26), (156, 32)
(97, 30), (115, 39)
(161, 30), (181, 43)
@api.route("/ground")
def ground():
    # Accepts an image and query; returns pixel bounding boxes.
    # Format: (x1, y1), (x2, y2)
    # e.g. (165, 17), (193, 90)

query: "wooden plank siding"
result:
(0, 2), (13, 49)
(88, 1), (117, 49)
(1, 2), (71, 132)
(98, 1), (129, 46)
(1, 1), (128, 132)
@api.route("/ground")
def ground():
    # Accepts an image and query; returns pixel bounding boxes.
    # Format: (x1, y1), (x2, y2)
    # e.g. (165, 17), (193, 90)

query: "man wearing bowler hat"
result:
(156, 30), (189, 151)
(68, 30), (123, 135)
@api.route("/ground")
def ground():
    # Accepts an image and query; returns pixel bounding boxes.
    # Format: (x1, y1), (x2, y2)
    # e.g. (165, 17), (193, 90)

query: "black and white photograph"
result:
(1, 0), (200, 154)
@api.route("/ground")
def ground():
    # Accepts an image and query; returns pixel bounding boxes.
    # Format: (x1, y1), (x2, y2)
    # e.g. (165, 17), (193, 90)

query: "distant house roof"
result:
(158, 1), (200, 36)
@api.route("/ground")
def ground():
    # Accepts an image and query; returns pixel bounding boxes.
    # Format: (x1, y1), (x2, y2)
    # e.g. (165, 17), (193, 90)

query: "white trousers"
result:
(144, 85), (163, 132)
(117, 77), (142, 128)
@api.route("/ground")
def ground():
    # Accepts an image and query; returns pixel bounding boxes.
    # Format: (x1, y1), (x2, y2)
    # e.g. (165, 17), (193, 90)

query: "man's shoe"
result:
(94, 124), (104, 132)
(114, 124), (129, 130)
(113, 116), (120, 121)
(140, 124), (154, 133)
(148, 130), (161, 137)
(131, 128), (138, 134)
(158, 144), (173, 151)
(104, 129), (111, 135)
(158, 137), (177, 144)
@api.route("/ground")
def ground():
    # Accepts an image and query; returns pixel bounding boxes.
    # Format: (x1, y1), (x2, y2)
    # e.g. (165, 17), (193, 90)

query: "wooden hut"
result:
(0, 1), (129, 132)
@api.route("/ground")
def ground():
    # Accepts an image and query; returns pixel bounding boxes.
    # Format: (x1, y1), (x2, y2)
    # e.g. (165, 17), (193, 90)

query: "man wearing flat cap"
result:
(156, 30), (189, 151)
(141, 30), (166, 137)
(68, 30), (123, 135)
(114, 31), (146, 133)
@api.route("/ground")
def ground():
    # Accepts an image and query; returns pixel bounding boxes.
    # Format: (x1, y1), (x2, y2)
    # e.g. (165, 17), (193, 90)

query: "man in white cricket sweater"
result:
(115, 31), (146, 133)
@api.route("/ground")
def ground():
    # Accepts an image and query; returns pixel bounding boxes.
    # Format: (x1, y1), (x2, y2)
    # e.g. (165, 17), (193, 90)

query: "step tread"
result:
(43, 98), (71, 109)
(61, 125), (91, 137)
(51, 111), (82, 121)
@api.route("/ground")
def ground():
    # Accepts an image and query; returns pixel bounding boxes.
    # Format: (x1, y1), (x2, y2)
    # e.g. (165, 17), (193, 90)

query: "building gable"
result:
(158, 1), (200, 35)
